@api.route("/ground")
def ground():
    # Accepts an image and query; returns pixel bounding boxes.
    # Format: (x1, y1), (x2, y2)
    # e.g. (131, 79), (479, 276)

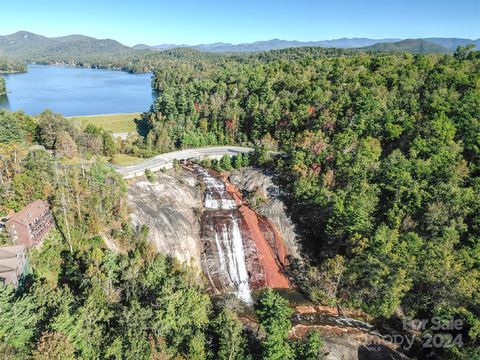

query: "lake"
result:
(0, 65), (156, 116)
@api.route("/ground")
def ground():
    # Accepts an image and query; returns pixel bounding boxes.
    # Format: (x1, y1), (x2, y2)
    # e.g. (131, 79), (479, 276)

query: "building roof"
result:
(0, 245), (26, 286)
(6, 200), (50, 226)
(0, 245), (25, 260)
(0, 257), (21, 272)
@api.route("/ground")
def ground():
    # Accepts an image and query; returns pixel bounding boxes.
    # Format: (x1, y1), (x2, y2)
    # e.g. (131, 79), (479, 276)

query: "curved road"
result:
(114, 146), (253, 179)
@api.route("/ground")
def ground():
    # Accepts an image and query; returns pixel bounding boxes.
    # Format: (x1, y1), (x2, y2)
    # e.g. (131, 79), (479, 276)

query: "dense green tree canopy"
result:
(0, 57), (27, 73)
(0, 108), (323, 359)
(257, 288), (294, 360)
(0, 43), (479, 358)
(138, 49), (480, 358)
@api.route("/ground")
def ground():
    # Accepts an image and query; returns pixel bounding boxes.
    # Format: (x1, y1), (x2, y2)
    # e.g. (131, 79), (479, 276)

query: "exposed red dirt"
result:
(258, 216), (288, 267)
(295, 304), (372, 320)
(223, 178), (290, 289)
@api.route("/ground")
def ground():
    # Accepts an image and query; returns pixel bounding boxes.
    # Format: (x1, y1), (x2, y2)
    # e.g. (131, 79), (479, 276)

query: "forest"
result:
(0, 42), (414, 74)
(0, 56), (27, 95)
(0, 109), (323, 359)
(134, 45), (480, 358)
(0, 57), (27, 74)
(0, 43), (479, 359)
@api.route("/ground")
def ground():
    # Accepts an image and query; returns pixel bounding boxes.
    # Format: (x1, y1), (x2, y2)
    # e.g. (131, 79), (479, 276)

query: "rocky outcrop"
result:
(190, 165), (290, 302)
(291, 324), (410, 360)
(127, 167), (410, 359)
(127, 166), (293, 298)
(229, 168), (300, 258)
(228, 189), (290, 289)
(240, 305), (410, 360)
(127, 170), (203, 268)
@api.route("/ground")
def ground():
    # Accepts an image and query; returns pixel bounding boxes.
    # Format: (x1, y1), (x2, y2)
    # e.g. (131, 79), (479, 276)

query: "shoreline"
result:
(65, 111), (142, 118)
(0, 70), (27, 75)
(28, 62), (151, 75)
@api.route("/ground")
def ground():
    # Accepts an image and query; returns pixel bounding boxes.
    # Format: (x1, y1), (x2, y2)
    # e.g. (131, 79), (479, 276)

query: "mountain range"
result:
(0, 31), (479, 59)
(139, 37), (479, 53)
(362, 39), (454, 54)
(134, 38), (403, 52)
(0, 31), (131, 59)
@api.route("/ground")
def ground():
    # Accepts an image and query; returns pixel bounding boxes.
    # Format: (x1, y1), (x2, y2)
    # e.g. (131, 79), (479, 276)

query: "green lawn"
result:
(110, 153), (144, 166)
(67, 112), (141, 133)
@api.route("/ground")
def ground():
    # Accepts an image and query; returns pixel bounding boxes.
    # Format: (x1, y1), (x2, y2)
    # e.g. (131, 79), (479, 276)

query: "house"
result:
(6, 200), (54, 248)
(0, 245), (27, 288)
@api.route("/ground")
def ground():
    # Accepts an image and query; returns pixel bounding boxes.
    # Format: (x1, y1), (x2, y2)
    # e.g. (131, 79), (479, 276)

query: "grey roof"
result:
(0, 245), (25, 260)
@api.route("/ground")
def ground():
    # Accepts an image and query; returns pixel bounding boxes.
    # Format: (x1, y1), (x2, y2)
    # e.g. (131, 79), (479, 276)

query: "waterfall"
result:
(195, 165), (253, 304)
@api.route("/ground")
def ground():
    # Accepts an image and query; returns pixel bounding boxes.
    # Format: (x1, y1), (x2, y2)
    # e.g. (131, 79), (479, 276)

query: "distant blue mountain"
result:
(363, 39), (451, 54)
(425, 37), (479, 50)
(139, 37), (479, 53)
(146, 38), (401, 52)
(2, 32), (478, 57)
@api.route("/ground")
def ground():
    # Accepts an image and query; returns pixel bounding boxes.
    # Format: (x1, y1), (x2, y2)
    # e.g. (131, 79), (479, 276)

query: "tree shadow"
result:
(262, 163), (338, 263)
(58, 250), (86, 296)
(135, 112), (150, 138)
(0, 94), (10, 109)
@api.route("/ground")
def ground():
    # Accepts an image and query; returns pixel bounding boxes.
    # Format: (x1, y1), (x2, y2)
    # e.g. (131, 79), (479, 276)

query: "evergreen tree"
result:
(256, 288), (294, 360)
(296, 330), (325, 360)
(233, 153), (243, 169)
(0, 77), (6, 95)
(0, 286), (38, 355)
(220, 154), (233, 171)
(211, 308), (248, 360)
(242, 153), (250, 167)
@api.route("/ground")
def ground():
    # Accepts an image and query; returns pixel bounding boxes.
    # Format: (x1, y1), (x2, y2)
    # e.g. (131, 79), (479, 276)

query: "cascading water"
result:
(195, 166), (253, 304)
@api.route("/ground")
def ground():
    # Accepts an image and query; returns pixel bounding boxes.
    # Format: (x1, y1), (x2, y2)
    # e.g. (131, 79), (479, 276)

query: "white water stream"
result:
(196, 166), (253, 303)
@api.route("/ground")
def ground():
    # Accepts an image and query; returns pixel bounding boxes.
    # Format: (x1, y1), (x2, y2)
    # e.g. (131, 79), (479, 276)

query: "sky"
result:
(0, 0), (479, 46)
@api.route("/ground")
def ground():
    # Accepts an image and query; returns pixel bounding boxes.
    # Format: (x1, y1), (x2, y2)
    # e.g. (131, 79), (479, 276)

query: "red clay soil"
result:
(295, 304), (373, 321)
(258, 216), (289, 267)
(225, 183), (243, 206)
(238, 205), (290, 288)
(223, 178), (290, 289)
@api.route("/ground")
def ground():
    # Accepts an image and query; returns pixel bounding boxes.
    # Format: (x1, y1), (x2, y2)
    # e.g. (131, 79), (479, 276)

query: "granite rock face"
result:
(127, 167), (296, 299)
(192, 165), (290, 302)
(128, 168), (410, 359)
(229, 168), (300, 258)
(127, 170), (203, 268)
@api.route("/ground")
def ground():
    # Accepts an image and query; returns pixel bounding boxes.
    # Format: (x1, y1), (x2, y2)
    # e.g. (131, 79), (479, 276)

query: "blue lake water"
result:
(0, 65), (155, 116)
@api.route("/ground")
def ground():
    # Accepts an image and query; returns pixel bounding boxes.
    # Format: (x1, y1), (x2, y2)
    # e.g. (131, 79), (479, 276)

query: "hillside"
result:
(139, 48), (480, 359)
(144, 38), (402, 52)
(426, 37), (480, 50)
(189, 38), (400, 52)
(0, 30), (132, 60)
(0, 56), (26, 73)
(143, 37), (478, 53)
(363, 38), (451, 53)
(0, 31), (151, 72)
(1, 30), (479, 359)
(2, 31), (476, 61)
(1, 32), (476, 74)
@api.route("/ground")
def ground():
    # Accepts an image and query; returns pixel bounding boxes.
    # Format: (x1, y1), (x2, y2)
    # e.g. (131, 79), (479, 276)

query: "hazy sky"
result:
(0, 0), (479, 45)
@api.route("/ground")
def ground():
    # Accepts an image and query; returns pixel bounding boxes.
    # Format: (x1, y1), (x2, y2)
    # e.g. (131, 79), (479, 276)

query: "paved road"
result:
(114, 146), (253, 179)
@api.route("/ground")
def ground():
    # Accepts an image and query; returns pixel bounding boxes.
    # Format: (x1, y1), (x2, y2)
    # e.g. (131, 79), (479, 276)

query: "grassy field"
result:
(110, 153), (144, 166)
(67, 112), (141, 133)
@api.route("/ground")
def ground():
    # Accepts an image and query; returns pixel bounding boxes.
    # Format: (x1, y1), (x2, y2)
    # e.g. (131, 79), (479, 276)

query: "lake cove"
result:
(0, 65), (155, 116)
